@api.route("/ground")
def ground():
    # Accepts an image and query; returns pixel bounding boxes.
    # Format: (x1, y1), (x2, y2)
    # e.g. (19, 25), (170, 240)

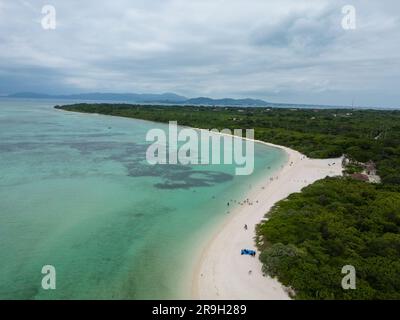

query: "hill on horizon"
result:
(7, 92), (270, 107)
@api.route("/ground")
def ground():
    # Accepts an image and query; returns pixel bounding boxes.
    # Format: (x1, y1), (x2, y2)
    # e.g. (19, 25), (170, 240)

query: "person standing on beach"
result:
(244, 224), (248, 230)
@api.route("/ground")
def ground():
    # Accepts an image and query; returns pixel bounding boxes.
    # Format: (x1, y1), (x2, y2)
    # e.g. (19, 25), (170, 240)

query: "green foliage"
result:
(344, 163), (363, 175)
(256, 178), (400, 299)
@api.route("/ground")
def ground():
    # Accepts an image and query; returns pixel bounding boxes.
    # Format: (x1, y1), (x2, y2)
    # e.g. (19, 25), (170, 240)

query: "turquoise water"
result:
(0, 99), (286, 299)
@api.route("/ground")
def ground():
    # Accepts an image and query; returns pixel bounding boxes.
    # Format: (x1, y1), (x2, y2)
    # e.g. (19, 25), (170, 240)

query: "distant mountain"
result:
(8, 92), (269, 106)
(10, 92), (53, 99)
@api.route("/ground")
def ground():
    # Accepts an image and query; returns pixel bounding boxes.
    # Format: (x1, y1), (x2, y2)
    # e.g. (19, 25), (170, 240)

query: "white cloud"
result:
(0, 0), (399, 107)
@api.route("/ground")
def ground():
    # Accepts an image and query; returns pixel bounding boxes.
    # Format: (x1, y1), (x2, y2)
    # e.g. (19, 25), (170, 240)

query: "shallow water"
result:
(0, 98), (286, 299)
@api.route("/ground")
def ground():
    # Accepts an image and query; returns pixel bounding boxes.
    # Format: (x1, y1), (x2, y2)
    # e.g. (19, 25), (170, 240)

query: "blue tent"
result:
(241, 249), (256, 256)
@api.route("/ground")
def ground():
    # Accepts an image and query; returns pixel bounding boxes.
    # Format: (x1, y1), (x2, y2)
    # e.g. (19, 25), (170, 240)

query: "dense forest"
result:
(56, 103), (400, 299)
(256, 178), (400, 299)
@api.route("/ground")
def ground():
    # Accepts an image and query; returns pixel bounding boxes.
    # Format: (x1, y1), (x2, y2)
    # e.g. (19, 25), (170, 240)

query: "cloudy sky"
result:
(0, 0), (399, 107)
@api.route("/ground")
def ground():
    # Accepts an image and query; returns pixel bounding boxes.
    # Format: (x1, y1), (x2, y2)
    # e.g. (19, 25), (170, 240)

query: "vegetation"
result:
(343, 163), (364, 175)
(56, 103), (400, 299)
(256, 178), (400, 299)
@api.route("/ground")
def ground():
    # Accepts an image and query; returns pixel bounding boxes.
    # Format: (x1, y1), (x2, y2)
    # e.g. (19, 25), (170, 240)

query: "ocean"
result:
(0, 98), (286, 299)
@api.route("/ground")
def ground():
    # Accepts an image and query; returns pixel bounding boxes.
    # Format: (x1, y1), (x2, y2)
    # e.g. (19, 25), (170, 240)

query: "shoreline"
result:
(191, 135), (343, 300)
(54, 107), (343, 299)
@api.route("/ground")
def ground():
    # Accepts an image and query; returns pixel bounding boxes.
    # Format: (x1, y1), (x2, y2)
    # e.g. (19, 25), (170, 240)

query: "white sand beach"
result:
(192, 139), (343, 300)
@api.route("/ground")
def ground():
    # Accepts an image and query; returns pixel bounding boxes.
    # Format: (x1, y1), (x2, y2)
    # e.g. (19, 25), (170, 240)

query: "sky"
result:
(0, 0), (399, 108)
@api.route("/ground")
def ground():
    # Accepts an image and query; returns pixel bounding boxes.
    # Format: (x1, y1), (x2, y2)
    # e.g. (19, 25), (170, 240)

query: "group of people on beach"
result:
(227, 197), (257, 208)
